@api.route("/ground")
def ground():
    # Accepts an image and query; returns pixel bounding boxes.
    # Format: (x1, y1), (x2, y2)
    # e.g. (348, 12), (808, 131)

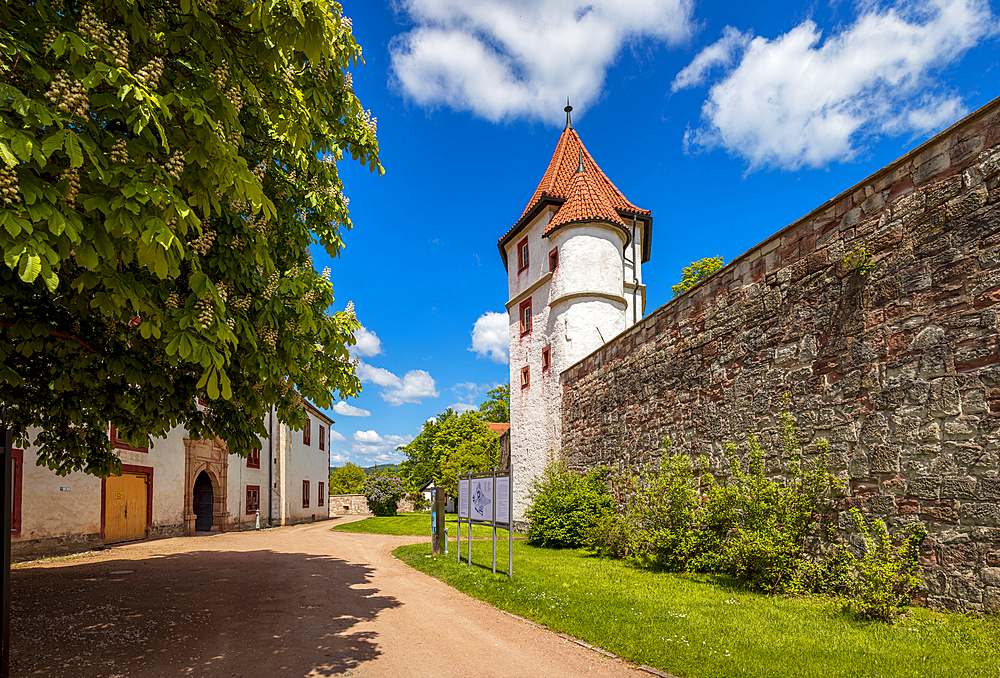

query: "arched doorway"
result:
(193, 471), (214, 531)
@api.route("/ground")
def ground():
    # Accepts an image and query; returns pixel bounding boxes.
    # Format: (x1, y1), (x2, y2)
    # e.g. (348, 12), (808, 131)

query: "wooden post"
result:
(431, 488), (446, 555)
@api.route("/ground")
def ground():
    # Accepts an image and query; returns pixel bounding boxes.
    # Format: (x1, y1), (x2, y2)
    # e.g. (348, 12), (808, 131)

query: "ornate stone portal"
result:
(183, 438), (229, 535)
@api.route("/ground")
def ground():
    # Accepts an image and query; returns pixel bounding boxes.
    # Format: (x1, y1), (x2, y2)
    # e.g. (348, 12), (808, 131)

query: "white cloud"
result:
(383, 370), (440, 406)
(329, 430), (346, 443)
(390, 0), (695, 124)
(349, 326), (383, 359)
(470, 311), (509, 364)
(330, 452), (350, 464)
(356, 361), (401, 388)
(671, 26), (750, 92)
(356, 360), (440, 405)
(681, 0), (997, 170)
(449, 402), (478, 413)
(351, 429), (414, 463)
(333, 401), (372, 417)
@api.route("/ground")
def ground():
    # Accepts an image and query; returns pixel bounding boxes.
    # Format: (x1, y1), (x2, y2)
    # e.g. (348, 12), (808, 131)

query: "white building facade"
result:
(499, 109), (652, 521)
(10, 401), (332, 556)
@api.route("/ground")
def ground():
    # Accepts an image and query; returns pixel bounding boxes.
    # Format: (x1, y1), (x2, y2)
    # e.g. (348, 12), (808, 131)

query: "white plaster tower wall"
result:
(506, 211), (559, 520)
(549, 224), (628, 367)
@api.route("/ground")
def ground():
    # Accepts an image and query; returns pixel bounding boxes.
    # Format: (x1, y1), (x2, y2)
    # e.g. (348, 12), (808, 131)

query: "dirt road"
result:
(10, 519), (650, 677)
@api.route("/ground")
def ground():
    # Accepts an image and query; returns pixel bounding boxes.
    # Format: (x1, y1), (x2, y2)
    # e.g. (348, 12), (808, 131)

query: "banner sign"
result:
(458, 479), (469, 519)
(456, 467), (514, 578)
(495, 476), (510, 525)
(470, 477), (493, 521)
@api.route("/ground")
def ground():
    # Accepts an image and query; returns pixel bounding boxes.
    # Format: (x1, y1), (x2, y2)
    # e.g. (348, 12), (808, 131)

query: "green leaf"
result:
(10, 135), (33, 162)
(18, 253), (41, 283)
(206, 368), (220, 400)
(0, 142), (17, 167)
(42, 130), (67, 157)
(65, 134), (83, 167)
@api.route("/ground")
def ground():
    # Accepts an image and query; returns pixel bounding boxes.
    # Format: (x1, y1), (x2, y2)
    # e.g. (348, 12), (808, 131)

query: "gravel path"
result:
(10, 518), (649, 677)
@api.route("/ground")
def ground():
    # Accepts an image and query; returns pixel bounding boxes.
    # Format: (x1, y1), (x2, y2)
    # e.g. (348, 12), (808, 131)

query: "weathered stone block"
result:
(929, 378), (961, 416)
(941, 475), (978, 499)
(922, 499), (960, 523)
(961, 502), (1000, 525)
(870, 445), (901, 474)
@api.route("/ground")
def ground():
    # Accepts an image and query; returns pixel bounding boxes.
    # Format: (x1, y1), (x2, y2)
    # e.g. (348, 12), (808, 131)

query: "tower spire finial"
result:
(577, 148), (585, 173)
(564, 98), (573, 130)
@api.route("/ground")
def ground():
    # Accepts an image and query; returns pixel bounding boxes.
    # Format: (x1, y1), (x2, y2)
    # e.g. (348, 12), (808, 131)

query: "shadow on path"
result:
(11, 547), (401, 677)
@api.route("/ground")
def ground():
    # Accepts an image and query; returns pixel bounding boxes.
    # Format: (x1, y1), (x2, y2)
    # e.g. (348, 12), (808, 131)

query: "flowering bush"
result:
(362, 473), (406, 517)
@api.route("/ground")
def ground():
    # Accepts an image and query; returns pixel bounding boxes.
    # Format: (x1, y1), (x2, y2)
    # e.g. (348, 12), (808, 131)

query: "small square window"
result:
(246, 485), (260, 514)
(247, 448), (261, 469)
(318, 482), (325, 507)
(319, 425), (326, 451)
(520, 365), (530, 389)
(517, 238), (529, 272)
(303, 417), (311, 446)
(542, 345), (551, 371)
(549, 248), (558, 272)
(303, 480), (311, 508)
(519, 299), (532, 336)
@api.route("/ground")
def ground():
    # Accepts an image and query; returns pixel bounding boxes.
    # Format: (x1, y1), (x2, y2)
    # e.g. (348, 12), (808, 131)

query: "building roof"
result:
(517, 127), (649, 224)
(486, 422), (511, 435)
(544, 153), (628, 237)
(497, 117), (652, 269)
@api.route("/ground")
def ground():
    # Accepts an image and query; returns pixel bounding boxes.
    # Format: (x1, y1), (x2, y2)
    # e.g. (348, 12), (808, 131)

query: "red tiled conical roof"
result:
(517, 127), (650, 223)
(544, 159), (627, 236)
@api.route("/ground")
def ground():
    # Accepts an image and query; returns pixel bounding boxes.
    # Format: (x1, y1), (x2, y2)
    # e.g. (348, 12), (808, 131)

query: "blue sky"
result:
(317, 0), (1000, 467)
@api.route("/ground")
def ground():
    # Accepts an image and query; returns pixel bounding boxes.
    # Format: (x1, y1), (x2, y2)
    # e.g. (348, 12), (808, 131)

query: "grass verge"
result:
(394, 539), (1000, 678)
(332, 513), (519, 540)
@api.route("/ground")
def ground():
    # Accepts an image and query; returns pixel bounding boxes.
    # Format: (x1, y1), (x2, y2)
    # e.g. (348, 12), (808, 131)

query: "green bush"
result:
(847, 509), (926, 622)
(525, 458), (615, 548)
(589, 397), (845, 595)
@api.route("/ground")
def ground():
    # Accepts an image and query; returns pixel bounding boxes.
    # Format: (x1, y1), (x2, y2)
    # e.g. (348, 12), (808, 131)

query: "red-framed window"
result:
(549, 248), (559, 272)
(517, 237), (529, 272)
(319, 425), (326, 451)
(247, 448), (260, 469)
(520, 365), (530, 389)
(318, 482), (325, 507)
(303, 418), (311, 446)
(542, 345), (551, 371)
(519, 298), (532, 336)
(302, 480), (310, 508)
(246, 485), (260, 514)
(10, 448), (22, 536)
(110, 425), (148, 453)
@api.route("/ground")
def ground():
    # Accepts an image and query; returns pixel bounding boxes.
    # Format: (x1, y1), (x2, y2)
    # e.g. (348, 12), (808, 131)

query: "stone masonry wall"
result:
(560, 97), (1000, 613)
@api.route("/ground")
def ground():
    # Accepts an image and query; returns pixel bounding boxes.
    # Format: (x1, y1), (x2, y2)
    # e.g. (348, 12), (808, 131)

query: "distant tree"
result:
(477, 382), (509, 423)
(439, 434), (499, 498)
(329, 461), (365, 494)
(0, 0), (381, 476)
(398, 407), (457, 490)
(398, 410), (498, 492)
(671, 256), (724, 297)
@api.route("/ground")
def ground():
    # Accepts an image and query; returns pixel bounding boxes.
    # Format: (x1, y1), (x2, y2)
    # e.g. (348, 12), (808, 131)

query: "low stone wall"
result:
(561, 97), (1000, 613)
(327, 494), (417, 516)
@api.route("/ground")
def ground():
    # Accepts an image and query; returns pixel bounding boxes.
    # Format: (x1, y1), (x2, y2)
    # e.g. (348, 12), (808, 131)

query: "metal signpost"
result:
(456, 466), (513, 577)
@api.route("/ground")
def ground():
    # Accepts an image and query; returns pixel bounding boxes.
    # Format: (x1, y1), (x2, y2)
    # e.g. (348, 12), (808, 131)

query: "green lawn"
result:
(331, 512), (519, 540)
(394, 539), (1000, 678)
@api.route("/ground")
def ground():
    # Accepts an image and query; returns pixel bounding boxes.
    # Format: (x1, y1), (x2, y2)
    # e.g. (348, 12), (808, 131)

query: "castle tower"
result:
(498, 105), (652, 521)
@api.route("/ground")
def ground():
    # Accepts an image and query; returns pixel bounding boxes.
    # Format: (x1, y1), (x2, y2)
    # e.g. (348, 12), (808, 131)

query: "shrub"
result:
(525, 457), (615, 548)
(407, 491), (429, 512)
(362, 473), (406, 517)
(847, 509), (927, 622)
(590, 396), (845, 595)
